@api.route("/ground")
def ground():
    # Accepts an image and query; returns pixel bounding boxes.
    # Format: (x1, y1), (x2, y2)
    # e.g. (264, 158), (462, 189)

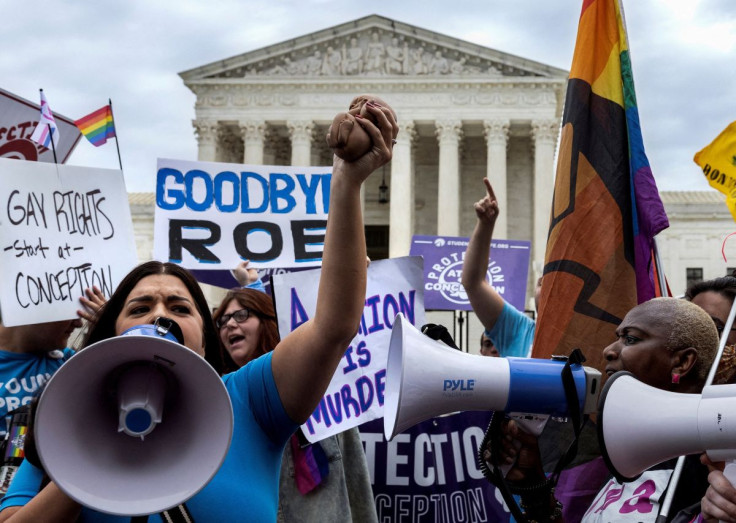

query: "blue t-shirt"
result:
(0, 348), (74, 438)
(0, 351), (298, 522)
(485, 302), (535, 358)
(244, 279), (266, 293)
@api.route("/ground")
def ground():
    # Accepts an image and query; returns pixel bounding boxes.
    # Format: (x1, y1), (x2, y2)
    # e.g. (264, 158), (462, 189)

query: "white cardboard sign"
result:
(272, 256), (426, 442)
(0, 158), (137, 326)
(154, 158), (332, 270)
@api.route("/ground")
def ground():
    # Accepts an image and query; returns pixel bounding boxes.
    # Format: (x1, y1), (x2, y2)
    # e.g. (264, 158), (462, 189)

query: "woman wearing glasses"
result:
(214, 289), (276, 371)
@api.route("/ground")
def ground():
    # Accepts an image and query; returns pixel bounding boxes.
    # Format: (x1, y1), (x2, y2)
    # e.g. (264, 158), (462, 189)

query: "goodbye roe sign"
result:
(154, 158), (332, 269)
(272, 257), (426, 442)
(0, 159), (137, 326)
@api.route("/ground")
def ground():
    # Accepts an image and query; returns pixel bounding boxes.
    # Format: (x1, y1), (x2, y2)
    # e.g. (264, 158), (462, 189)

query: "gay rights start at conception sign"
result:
(0, 159), (137, 326)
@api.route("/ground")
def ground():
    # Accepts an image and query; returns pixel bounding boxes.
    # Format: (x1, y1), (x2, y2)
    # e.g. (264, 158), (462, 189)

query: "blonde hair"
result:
(645, 297), (719, 384)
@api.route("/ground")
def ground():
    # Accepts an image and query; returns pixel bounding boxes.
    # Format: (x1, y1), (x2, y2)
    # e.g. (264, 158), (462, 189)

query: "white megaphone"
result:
(384, 313), (601, 440)
(34, 318), (233, 516)
(598, 371), (736, 482)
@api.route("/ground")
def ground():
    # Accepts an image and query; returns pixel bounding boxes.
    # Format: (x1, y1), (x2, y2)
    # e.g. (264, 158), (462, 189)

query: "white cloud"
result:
(4, 1), (734, 193)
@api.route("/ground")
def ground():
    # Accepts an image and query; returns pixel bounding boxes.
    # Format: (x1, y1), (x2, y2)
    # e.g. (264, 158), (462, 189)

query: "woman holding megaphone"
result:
(484, 297), (718, 523)
(0, 97), (398, 522)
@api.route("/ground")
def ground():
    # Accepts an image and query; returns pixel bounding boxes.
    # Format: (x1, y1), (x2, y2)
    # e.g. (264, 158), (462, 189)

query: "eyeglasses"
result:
(216, 308), (252, 329)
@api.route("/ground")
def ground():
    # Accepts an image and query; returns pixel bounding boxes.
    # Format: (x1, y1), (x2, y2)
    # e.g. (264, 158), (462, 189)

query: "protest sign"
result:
(410, 235), (531, 311)
(360, 411), (511, 522)
(0, 159), (137, 326)
(154, 158), (332, 270)
(0, 88), (80, 163)
(271, 256), (425, 442)
(190, 266), (311, 295)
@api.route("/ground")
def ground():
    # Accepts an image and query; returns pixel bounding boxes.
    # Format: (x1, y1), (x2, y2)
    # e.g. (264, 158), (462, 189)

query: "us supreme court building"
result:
(129, 15), (733, 346)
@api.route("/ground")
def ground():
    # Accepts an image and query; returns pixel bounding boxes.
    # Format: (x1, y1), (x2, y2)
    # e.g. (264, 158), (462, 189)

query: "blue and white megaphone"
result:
(384, 313), (601, 440)
(34, 317), (233, 516)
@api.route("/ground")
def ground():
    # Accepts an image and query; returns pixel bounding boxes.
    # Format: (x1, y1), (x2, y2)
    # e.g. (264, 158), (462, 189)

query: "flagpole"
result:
(47, 123), (59, 164)
(38, 89), (58, 164)
(108, 98), (124, 172)
(652, 237), (669, 297)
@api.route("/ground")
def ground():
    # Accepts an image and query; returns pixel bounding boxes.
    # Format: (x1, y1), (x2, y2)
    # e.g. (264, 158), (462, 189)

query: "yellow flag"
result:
(694, 120), (736, 221)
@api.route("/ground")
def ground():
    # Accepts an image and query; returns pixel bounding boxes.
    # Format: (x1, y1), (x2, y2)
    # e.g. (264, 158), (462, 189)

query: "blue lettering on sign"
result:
(358, 291), (416, 336)
(383, 294), (399, 329)
(241, 172), (268, 213)
(342, 340), (372, 374)
(270, 173), (297, 213)
(442, 379), (476, 392)
(365, 295), (383, 333)
(356, 375), (374, 412)
(155, 168), (331, 214)
(156, 168), (184, 210)
(304, 368), (387, 435)
(214, 171), (239, 212)
(290, 288), (310, 331)
(297, 174), (331, 214)
(185, 170), (213, 211)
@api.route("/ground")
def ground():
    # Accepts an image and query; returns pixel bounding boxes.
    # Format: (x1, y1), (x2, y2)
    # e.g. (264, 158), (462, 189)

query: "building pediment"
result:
(179, 15), (567, 82)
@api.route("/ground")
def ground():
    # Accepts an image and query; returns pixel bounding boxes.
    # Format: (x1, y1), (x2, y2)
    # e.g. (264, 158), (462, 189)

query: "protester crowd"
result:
(1, 94), (736, 523)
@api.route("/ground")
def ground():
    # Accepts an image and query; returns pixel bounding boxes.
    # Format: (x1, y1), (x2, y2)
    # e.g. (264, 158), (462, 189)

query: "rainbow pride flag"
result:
(75, 105), (115, 147)
(531, 0), (669, 372)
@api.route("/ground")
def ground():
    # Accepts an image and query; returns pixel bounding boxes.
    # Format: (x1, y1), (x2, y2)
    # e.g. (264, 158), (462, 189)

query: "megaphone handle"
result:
(499, 415), (548, 478)
(719, 461), (736, 523)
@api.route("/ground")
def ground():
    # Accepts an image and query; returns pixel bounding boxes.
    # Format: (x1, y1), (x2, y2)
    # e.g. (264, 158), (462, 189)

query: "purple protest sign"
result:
(190, 266), (312, 295)
(410, 235), (531, 311)
(360, 411), (511, 522)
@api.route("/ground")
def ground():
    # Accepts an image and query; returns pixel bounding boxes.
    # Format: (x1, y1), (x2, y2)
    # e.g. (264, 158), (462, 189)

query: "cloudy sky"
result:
(4, 0), (735, 193)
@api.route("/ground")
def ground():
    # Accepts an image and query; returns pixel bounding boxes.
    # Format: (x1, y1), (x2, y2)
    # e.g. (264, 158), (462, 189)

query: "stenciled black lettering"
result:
(233, 221), (282, 262)
(291, 220), (326, 261)
(168, 219), (221, 263)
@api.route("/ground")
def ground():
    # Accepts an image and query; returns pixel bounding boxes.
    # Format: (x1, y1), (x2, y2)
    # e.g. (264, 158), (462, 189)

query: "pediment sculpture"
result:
(209, 31), (531, 79)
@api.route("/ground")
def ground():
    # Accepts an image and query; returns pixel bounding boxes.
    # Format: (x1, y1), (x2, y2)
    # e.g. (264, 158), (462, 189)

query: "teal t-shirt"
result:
(0, 348), (74, 438)
(0, 351), (297, 522)
(485, 301), (535, 358)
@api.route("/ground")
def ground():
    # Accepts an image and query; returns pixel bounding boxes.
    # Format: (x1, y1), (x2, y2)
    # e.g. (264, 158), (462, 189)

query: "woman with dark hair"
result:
(85, 261), (226, 373)
(0, 97), (398, 522)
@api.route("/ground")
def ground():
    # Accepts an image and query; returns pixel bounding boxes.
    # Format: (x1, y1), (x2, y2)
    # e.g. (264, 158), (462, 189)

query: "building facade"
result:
(131, 15), (734, 348)
(178, 15), (567, 277)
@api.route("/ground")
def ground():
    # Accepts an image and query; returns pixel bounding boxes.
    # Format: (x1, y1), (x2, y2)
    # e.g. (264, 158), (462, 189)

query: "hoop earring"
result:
(671, 373), (680, 384)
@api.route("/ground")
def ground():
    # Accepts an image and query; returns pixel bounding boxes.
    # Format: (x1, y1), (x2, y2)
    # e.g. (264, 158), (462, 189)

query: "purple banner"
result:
(190, 266), (312, 295)
(409, 235), (531, 311)
(360, 411), (511, 522)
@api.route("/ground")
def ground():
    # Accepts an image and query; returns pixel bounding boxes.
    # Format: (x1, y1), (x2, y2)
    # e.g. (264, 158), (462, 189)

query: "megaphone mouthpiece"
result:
(115, 363), (167, 440)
